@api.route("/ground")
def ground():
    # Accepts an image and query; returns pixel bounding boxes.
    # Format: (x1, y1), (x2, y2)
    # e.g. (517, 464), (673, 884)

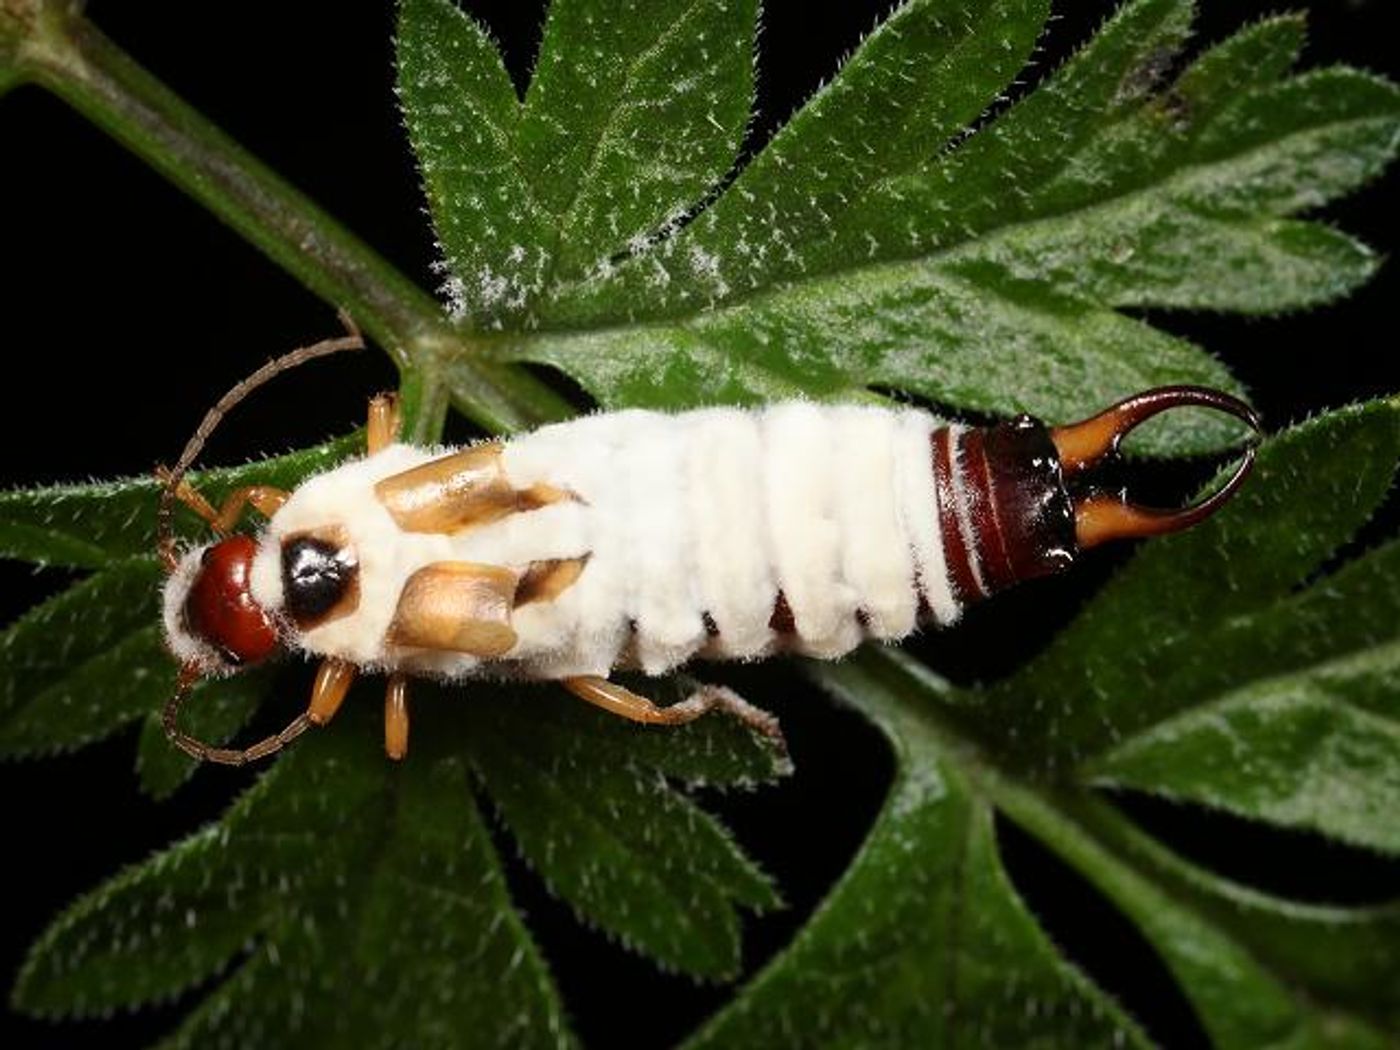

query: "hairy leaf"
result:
(509, 263), (1242, 455)
(438, 0), (1396, 453)
(465, 687), (781, 978)
(5, 0), (1399, 1047)
(689, 656), (1146, 1049)
(0, 562), (237, 760)
(397, 0), (548, 328)
(517, 0), (757, 280)
(0, 557), (269, 796)
(0, 436), (359, 568)
(14, 693), (787, 1035)
(15, 710), (572, 1047)
(1086, 640), (1400, 853)
(1056, 795), (1400, 1046)
(637, 0), (1052, 300)
(133, 667), (271, 799)
(399, 0), (756, 327)
(980, 399), (1400, 769)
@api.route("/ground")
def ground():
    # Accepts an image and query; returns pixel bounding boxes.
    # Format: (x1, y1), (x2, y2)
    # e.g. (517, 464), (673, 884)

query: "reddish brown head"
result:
(165, 535), (281, 672)
(187, 536), (280, 665)
(152, 322), (365, 766)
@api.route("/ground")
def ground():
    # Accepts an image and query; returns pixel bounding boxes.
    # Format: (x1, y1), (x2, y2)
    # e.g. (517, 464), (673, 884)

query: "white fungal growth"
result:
(243, 405), (962, 683)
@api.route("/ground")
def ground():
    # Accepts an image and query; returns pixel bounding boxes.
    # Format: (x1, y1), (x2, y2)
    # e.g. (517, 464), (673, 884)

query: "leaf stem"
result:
(397, 370), (452, 446)
(817, 650), (1222, 938)
(4, 2), (569, 436)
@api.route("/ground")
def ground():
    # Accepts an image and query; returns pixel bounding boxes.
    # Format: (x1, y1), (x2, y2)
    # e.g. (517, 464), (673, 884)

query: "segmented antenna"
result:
(164, 663), (314, 765)
(156, 315), (365, 571)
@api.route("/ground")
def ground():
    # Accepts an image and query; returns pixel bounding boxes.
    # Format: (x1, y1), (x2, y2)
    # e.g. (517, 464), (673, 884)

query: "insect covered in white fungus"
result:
(158, 330), (1260, 764)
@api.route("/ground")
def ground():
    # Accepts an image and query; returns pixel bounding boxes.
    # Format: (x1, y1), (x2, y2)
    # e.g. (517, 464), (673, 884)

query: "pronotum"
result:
(158, 330), (1259, 763)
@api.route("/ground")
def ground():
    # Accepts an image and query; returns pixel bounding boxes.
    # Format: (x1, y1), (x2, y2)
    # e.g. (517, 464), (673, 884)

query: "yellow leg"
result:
(210, 486), (289, 532)
(385, 674), (410, 761)
(367, 393), (402, 454)
(308, 659), (356, 725)
(562, 676), (785, 748)
(156, 468), (288, 534)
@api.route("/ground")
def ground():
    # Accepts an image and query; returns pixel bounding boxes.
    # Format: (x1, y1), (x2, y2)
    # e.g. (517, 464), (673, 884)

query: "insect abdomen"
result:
(706, 404), (957, 658)
(499, 404), (959, 676)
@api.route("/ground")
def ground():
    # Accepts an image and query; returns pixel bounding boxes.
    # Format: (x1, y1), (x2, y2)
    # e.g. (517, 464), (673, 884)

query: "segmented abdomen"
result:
(496, 404), (964, 678)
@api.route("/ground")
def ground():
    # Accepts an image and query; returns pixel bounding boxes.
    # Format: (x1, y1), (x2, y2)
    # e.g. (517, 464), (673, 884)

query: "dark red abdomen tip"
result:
(184, 535), (280, 666)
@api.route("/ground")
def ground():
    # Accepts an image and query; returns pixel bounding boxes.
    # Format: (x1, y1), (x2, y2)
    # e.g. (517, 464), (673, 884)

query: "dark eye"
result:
(282, 535), (359, 628)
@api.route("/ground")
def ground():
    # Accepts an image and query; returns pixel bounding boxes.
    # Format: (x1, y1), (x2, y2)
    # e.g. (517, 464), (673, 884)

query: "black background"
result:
(2, 2), (1397, 1047)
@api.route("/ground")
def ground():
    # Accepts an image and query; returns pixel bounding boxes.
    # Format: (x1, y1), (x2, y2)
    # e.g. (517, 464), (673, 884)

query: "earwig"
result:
(158, 330), (1260, 765)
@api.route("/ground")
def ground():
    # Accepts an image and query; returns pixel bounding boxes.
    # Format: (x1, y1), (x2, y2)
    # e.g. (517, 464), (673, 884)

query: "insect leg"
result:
(562, 677), (785, 749)
(154, 467), (289, 534)
(210, 486), (290, 532)
(367, 392), (402, 454)
(155, 467), (220, 524)
(384, 673), (410, 761)
(308, 658), (356, 725)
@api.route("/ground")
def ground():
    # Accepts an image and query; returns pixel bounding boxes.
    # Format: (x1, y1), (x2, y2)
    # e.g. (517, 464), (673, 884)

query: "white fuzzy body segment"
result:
(248, 405), (960, 680)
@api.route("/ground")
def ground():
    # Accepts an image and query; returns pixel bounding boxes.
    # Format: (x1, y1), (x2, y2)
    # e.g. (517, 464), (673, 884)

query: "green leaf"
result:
(398, 0), (756, 326)
(1189, 68), (1400, 213)
(14, 708), (575, 1048)
(15, 692), (787, 1037)
(1056, 795), (1400, 1046)
(15, 826), (271, 1016)
(464, 686), (782, 979)
(9, 1), (1400, 1046)
(134, 666), (271, 799)
(397, 0), (548, 329)
(616, 0), (1053, 303)
(509, 260), (1244, 455)
(686, 401), (1400, 1047)
(0, 557), (268, 790)
(687, 656), (1146, 1049)
(0, 562), (165, 756)
(0, 435), (360, 568)
(981, 398), (1400, 769)
(472, 674), (792, 788)
(1083, 582), (1400, 853)
(449, 0), (1394, 452)
(517, 0), (757, 280)
(1171, 13), (1305, 105)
